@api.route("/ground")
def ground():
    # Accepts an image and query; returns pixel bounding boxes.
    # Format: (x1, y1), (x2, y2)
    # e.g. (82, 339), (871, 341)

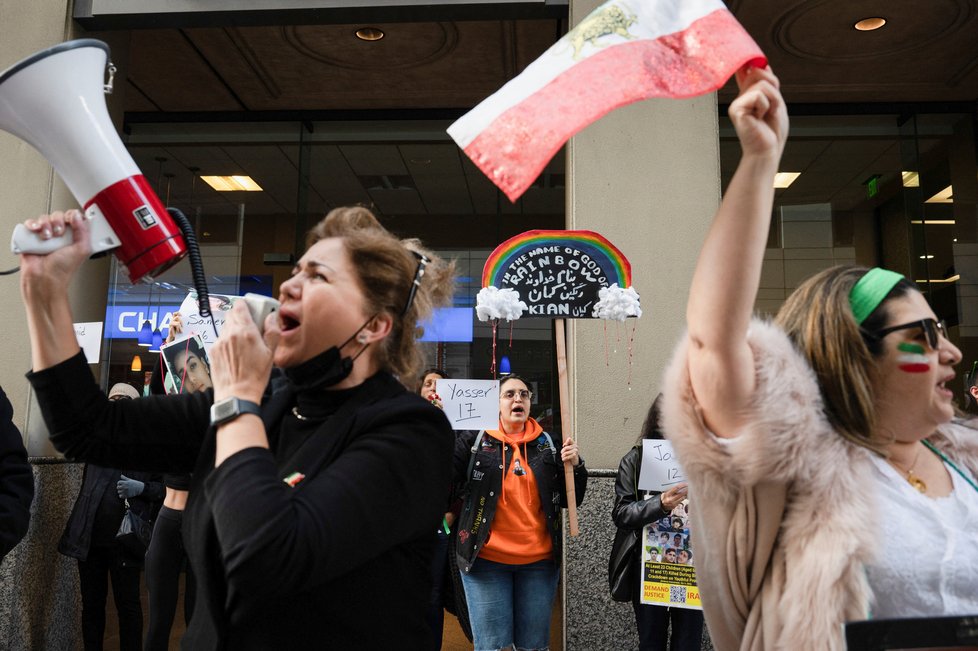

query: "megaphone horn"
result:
(0, 39), (187, 282)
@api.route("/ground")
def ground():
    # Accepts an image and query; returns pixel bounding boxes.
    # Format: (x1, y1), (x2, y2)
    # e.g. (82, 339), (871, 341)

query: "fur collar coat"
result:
(660, 319), (978, 651)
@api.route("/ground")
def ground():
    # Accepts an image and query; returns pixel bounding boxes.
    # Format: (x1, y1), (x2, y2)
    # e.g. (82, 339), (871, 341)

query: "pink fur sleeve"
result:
(661, 319), (847, 490)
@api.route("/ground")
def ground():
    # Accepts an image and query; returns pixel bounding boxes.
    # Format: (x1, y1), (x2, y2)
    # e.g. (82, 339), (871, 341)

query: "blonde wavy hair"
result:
(306, 206), (456, 384)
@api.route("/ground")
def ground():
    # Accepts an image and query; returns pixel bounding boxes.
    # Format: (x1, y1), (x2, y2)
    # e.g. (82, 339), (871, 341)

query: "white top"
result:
(865, 451), (978, 618)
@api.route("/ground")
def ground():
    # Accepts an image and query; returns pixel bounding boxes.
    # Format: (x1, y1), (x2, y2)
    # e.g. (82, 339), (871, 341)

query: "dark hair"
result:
(306, 206), (455, 383)
(964, 361), (978, 406)
(775, 265), (918, 455)
(637, 393), (666, 444)
(418, 368), (449, 395)
(420, 367), (449, 381)
(177, 336), (206, 360)
(171, 337), (208, 374)
(499, 374), (531, 392)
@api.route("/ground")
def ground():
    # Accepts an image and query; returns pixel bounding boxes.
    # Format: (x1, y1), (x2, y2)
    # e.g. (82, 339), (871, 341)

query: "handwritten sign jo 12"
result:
(436, 379), (499, 431)
(638, 440), (687, 492)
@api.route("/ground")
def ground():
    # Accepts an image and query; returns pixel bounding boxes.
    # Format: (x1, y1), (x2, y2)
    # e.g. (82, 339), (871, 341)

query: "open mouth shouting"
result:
(938, 373), (955, 399)
(279, 309), (301, 333)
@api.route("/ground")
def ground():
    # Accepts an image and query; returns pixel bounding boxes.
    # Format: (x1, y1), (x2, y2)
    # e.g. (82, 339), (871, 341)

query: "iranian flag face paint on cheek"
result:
(897, 342), (930, 373)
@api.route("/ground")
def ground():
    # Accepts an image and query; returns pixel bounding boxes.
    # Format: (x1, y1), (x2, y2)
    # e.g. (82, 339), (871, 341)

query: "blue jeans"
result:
(460, 557), (559, 651)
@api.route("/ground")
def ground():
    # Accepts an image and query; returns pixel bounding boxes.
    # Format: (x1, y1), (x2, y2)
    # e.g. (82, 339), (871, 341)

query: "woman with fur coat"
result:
(662, 65), (978, 650)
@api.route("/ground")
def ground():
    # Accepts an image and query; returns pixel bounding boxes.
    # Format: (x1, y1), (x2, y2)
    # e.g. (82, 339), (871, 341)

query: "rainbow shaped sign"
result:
(483, 230), (632, 318)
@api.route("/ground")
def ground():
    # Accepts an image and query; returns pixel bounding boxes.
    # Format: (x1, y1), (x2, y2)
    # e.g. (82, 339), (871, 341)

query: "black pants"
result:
(144, 507), (194, 651)
(78, 545), (143, 651)
(632, 596), (704, 651)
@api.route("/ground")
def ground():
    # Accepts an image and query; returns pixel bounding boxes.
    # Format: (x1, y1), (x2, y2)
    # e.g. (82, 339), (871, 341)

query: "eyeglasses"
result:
(501, 389), (532, 401)
(108, 395), (133, 401)
(869, 318), (947, 350)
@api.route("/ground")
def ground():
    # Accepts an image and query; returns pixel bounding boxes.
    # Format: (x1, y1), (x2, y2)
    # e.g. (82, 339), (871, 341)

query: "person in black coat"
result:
(60, 382), (164, 651)
(20, 205), (456, 649)
(612, 394), (702, 651)
(144, 321), (198, 651)
(0, 385), (33, 560)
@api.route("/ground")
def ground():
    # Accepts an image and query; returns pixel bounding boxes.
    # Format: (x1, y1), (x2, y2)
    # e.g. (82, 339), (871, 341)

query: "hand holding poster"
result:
(436, 379), (499, 431)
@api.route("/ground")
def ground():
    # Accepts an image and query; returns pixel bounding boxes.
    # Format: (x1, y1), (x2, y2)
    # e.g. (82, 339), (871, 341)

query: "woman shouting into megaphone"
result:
(20, 206), (457, 650)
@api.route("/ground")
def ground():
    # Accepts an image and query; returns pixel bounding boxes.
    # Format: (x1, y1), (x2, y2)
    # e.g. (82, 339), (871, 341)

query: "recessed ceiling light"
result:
(901, 171), (919, 187)
(919, 255), (935, 259)
(200, 175), (263, 192)
(773, 172), (801, 188)
(355, 27), (385, 41)
(925, 185), (953, 204)
(854, 17), (886, 31)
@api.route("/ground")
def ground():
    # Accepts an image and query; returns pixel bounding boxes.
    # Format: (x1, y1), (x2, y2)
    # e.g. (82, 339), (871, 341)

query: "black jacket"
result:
(612, 444), (669, 532)
(29, 352), (453, 650)
(453, 425), (587, 572)
(59, 464), (163, 563)
(0, 387), (33, 560)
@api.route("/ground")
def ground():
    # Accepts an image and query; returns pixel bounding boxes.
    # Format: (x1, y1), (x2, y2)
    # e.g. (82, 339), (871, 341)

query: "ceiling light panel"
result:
(201, 175), (264, 192)
(773, 172), (801, 188)
(925, 185), (953, 204)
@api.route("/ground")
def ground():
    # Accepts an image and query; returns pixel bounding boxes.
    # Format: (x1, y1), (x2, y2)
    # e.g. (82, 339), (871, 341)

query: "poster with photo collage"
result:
(639, 499), (701, 610)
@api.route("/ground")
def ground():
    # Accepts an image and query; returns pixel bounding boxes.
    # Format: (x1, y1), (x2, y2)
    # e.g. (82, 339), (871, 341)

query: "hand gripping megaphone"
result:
(0, 39), (187, 282)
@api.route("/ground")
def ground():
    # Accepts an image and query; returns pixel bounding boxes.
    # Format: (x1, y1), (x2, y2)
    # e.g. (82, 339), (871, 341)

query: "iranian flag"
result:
(448, 0), (766, 202)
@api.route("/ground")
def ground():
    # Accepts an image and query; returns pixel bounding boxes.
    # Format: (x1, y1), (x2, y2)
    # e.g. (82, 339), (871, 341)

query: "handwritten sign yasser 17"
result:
(436, 379), (499, 431)
(638, 440), (687, 492)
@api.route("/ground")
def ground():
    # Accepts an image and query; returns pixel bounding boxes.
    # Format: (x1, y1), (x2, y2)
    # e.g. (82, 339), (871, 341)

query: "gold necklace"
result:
(888, 443), (927, 493)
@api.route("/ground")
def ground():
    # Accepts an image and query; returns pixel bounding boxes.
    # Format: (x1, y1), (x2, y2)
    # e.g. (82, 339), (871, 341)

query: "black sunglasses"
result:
(869, 318), (947, 350)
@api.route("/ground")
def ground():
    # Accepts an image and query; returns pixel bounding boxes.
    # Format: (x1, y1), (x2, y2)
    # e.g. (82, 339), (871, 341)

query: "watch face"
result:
(212, 398), (237, 422)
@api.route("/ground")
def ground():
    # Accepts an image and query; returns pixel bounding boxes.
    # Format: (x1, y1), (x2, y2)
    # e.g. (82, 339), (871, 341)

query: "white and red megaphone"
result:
(0, 39), (186, 282)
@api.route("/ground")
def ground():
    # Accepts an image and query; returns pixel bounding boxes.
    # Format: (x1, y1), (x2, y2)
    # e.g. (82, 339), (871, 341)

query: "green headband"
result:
(849, 267), (904, 325)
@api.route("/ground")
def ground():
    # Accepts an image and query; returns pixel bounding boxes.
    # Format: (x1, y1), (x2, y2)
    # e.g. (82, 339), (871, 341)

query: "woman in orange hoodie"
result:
(453, 374), (587, 651)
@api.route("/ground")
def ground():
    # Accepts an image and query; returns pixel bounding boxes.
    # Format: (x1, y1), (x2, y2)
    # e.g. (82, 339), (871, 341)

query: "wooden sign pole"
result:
(555, 318), (579, 536)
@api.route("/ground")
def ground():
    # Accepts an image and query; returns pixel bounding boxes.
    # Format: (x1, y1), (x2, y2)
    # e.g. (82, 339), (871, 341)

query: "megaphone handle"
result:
(10, 223), (73, 255)
(10, 209), (121, 257)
